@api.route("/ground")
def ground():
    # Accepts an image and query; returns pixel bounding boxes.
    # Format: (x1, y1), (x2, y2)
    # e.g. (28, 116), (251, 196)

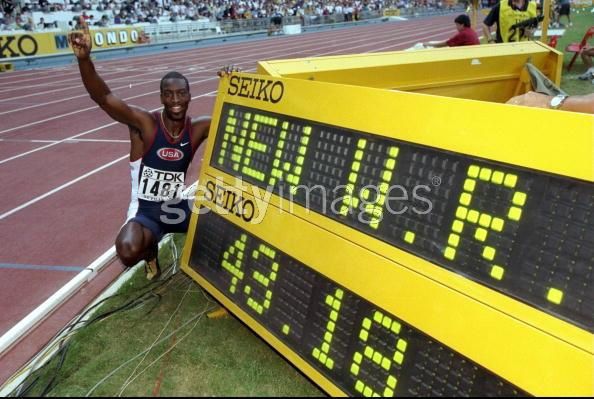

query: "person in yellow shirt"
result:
(482, 0), (537, 43)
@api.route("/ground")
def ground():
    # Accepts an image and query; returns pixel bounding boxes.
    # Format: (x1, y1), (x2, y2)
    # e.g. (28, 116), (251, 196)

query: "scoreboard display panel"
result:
(181, 72), (594, 396)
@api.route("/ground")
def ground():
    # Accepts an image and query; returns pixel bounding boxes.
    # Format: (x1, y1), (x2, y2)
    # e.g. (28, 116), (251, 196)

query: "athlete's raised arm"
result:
(69, 17), (154, 133)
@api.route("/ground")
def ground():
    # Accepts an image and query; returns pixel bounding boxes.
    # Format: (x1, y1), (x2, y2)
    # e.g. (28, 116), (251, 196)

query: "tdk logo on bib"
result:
(139, 166), (185, 202)
(157, 148), (184, 161)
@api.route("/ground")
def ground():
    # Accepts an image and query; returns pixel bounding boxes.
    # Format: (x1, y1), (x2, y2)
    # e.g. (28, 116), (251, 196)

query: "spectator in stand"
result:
(2, 0), (14, 15)
(38, 16), (58, 29)
(96, 13), (109, 26)
(423, 14), (479, 47)
(26, 15), (35, 30)
(345, 3), (354, 21)
(74, 15), (85, 28)
(115, 9), (127, 23)
(268, 8), (282, 35)
(0, 0), (418, 30)
(14, 12), (22, 26)
(334, 2), (343, 20)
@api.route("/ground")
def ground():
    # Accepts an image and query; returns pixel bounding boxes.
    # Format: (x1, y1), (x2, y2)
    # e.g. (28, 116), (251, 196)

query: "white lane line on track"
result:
(0, 27), (453, 165)
(0, 139), (58, 143)
(0, 56), (238, 115)
(64, 139), (130, 143)
(0, 27), (333, 105)
(0, 23), (453, 130)
(0, 77), (218, 136)
(0, 25), (344, 90)
(0, 19), (450, 99)
(0, 154), (128, 221)
(0, 138), (129, 143)
(0, 22), (451, 118)
(0, 17), (452, 88)
(0, 23), (364, 100)
(0, 22), (444, 212)
(0, 22), (374, 84)
(0, 86), (133, 117)
(0, 89), (217, 165)
(19, 14), (454, 79)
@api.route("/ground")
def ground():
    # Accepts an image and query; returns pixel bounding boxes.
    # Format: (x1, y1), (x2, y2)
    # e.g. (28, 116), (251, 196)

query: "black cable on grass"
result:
(13, 281), (170, 396)
(39, 342), (71, 397)
(9, 261), (181, 397)
(14, 290), (166, 397)
(13, 376), (39, 398)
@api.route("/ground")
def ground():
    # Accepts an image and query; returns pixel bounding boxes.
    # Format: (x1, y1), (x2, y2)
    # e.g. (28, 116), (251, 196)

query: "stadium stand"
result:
(1, 0), (457, 33)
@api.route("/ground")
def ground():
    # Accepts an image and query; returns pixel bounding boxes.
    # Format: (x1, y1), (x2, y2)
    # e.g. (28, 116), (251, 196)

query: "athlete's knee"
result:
(116, 236), (145, 267)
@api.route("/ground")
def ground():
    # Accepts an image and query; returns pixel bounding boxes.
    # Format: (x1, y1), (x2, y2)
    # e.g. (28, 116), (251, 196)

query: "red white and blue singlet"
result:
(127, 112), (196, 239)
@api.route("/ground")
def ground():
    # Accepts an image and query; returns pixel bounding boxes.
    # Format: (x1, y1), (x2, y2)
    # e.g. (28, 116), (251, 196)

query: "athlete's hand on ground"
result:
(69, 17), (92, 60)
(217, 64), (241, 77)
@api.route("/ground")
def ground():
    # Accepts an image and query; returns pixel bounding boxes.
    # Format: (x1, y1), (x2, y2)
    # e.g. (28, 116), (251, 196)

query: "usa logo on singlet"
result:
(157, 147), (184, 161)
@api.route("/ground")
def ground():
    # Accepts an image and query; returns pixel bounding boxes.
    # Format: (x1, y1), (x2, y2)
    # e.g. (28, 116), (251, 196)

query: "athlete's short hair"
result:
(454, 14), (471, 28)
(160, 71), (190, 93)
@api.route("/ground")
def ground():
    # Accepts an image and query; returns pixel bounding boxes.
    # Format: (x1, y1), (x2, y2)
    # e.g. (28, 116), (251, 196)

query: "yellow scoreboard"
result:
(181, 45), (593, 396)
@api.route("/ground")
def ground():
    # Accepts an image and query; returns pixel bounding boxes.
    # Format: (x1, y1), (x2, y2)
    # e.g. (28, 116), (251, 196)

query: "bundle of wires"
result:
(2, 234), (216, 397)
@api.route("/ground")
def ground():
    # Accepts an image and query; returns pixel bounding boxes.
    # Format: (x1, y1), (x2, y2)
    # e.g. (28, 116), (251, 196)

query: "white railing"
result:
(140, 20), (219, 42)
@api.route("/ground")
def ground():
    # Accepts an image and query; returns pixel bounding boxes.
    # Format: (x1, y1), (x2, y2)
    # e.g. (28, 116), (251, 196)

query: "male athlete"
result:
(70, 18), (213, 279)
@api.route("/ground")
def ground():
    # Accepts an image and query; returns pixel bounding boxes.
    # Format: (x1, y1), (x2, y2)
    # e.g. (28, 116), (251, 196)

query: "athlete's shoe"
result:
(145, 257), (161, 281)
(578, 69), (594, 80)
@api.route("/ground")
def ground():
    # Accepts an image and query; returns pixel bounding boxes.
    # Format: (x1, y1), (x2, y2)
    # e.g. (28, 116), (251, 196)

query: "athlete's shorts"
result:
(559, 3), (570, 15)
(129, 198), (192, 241)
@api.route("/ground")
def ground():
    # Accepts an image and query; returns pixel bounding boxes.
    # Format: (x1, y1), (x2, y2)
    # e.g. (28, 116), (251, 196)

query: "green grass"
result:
(8, 234), (323, 397)
(554, 8), (594, 95)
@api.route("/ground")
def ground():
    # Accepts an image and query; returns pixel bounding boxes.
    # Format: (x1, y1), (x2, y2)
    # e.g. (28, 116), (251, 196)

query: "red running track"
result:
(0, 16), (455, 384)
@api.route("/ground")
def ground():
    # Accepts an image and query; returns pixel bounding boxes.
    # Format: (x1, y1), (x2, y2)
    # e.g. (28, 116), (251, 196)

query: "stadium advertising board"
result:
(0, 26), (144, 59)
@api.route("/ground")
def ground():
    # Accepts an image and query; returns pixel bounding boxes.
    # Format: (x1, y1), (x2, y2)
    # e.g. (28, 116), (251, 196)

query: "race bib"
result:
(138, 165), (185, 202)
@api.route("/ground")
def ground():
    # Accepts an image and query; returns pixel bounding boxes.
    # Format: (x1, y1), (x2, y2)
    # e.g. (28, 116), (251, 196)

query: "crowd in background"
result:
(0, 0), (453, 31)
